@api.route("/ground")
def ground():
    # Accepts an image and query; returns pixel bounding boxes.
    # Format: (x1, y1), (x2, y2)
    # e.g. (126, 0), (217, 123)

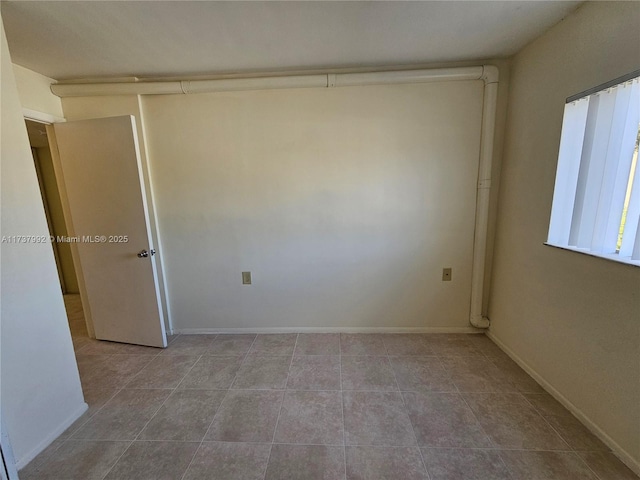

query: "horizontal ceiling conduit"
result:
(50, 66), (497, 97)
(51, 65), (498, 329)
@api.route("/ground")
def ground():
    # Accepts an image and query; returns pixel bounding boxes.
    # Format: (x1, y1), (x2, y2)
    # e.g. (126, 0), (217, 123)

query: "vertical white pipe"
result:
(470, 68), (499, 328)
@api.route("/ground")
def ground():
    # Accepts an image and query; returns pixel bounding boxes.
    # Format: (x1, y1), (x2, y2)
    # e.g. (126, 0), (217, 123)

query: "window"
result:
(547, 71), (640, 266)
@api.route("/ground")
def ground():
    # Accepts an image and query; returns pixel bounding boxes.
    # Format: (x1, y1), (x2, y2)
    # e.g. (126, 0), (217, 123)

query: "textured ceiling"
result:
(1, 1), (581, 80)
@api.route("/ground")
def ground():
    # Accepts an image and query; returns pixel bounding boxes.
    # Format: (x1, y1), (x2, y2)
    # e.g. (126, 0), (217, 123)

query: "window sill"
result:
(544, 243), (640, 267)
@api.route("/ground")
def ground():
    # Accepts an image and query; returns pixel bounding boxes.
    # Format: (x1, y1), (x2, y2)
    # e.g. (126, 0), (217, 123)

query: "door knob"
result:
(137, 249), (149, 258)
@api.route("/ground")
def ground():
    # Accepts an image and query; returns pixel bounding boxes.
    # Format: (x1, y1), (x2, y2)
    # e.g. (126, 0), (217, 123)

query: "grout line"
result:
(518, 393), (572, 450)
(172, 358), (229, 479)
(494, 450), (518, 480)
(432, 353), (501, 451)
(59, 437), (607, 452)
(386, 341), (432, 480)
(173, 348), (214, 390)
(180, 335), (252, 480)
(277, 335), (299, 421)
(339, 332), (347, 478)
(81, 385), (570, 394)
(179, 443), (203, 480)
(262, 334), (299, 480)
(102, 340), (210, 480)
(520, 393), (611, 479)
(519, 395), (607, 480)
(184, 334), (258, 479)
(51, 437), (606, 452)
(240, 334), (260, 364)
(369, 445), (590, 452)
(198, 375), (244, 442)
(25, 437), (70, 472)
(229, 334), (261, 389)
(570, 452), (607, 480)
(448, 369), (496, 450)
(64, 379), (113, 437)
(96, 440), (135, 480)
(435, 351), (513, 480)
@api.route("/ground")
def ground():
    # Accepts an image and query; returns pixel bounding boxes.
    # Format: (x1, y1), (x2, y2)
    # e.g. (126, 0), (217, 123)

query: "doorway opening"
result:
(25, 118), (88, 343)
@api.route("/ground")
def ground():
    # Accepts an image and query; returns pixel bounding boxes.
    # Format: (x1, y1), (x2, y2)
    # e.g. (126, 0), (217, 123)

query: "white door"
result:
(52, 116), (166, 347)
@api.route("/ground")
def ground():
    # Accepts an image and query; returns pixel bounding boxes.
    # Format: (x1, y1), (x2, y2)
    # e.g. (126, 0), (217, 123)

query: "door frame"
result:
(23, 107), (171, 341)
(31, 145), (67, 293)
(23, 108), (98, 337)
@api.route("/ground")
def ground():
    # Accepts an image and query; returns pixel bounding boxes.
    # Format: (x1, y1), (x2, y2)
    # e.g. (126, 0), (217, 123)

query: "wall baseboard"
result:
(14, 402), (88, 471)
(171, 326), (484, 335)
(486, 331), (640, 477)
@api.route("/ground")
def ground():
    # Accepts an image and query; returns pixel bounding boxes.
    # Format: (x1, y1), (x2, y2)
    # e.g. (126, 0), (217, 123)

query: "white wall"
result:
(0, 16), (86, 468)
(58, 75), (509, 334)
(489, 1), (640, 471)
(139, 81), (485, 332)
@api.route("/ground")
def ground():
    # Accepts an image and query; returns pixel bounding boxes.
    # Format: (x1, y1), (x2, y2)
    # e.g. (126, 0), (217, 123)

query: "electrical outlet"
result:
(242, 271), (252, 285)
(442, 268), (452, 281)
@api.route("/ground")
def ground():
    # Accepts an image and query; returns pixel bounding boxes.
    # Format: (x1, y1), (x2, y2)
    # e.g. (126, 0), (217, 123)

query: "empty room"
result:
(1, 1), (638, 479)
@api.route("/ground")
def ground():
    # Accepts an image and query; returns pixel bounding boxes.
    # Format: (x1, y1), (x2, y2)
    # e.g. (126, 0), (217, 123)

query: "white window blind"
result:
(548, 73), (640, 265)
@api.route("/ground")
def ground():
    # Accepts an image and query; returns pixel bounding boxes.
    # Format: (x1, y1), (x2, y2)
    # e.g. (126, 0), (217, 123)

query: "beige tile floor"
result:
(19, 294), (638, 480)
